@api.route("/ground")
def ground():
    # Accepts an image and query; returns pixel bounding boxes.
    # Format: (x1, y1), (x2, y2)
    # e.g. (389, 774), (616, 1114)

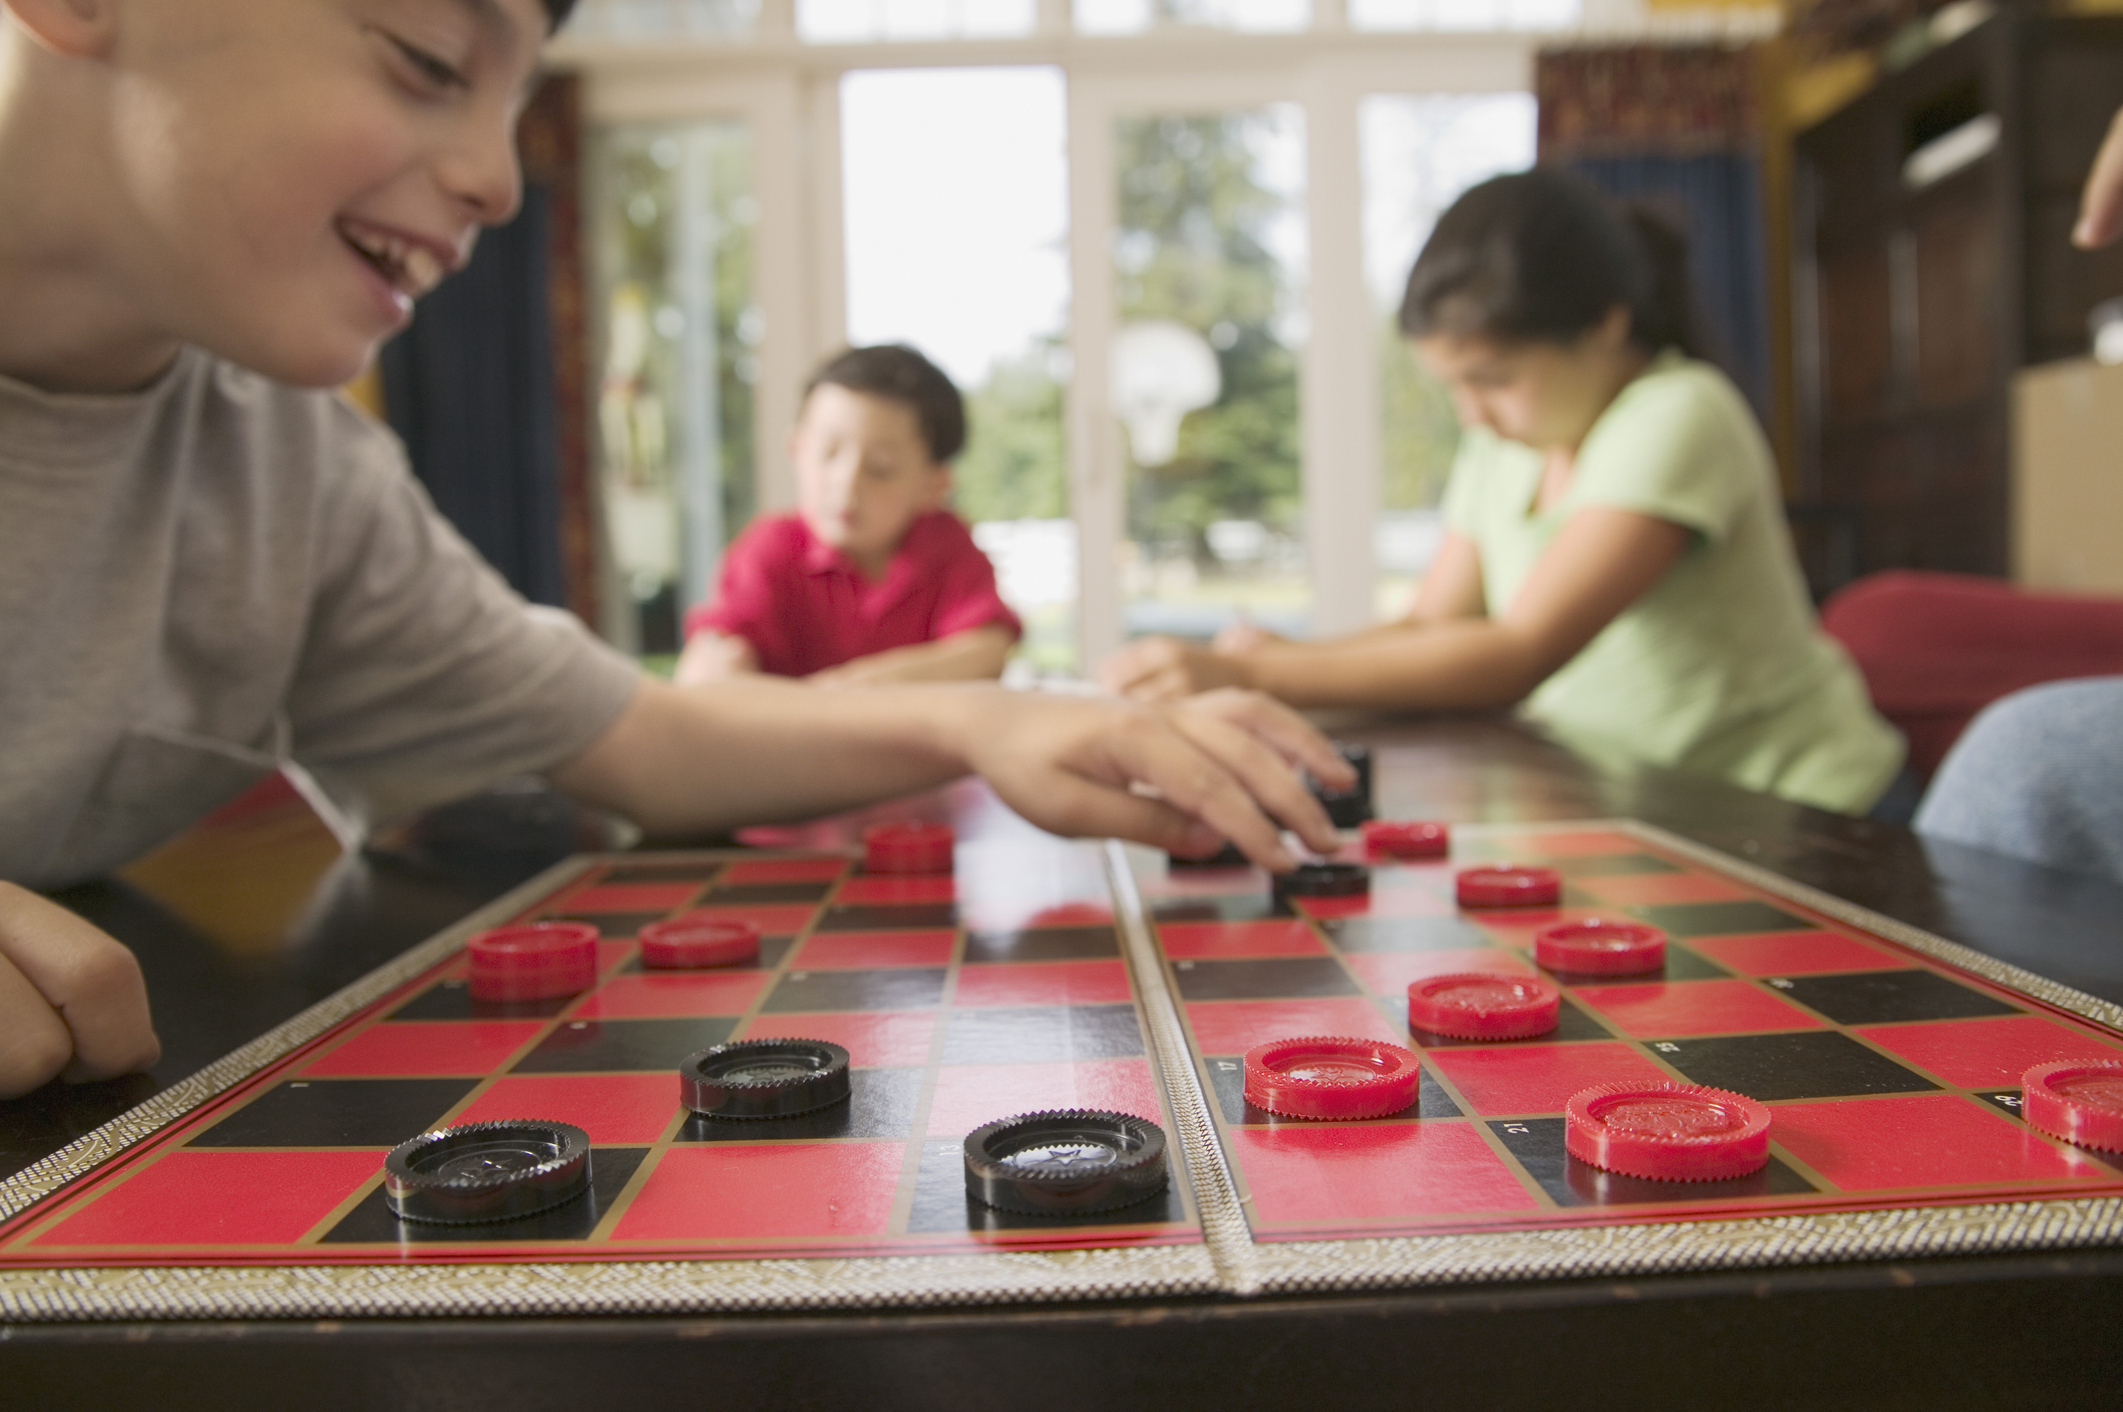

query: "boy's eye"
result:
(387, 35), (468, 92)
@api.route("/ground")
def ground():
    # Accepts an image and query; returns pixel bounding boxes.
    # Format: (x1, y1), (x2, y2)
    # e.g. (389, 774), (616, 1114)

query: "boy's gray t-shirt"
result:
(0, 348), (641, 890)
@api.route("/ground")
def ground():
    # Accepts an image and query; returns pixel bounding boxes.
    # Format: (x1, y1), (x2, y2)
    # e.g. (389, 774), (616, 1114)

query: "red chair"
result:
(1819, 571), (2123, 778)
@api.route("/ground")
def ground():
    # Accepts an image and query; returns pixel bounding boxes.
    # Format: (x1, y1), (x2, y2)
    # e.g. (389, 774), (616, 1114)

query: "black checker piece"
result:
(1657, 1032), (1936, 1101)
(1202, 1054), (1456, 1124)
(906, 1139), (1186, 1233)
(1634, 901), (1818, 938)
(762, 967), (949, 1012)
(677, 1068), (922, 1142)
(1550, 853), (1681, 878)
(601, 862), (725, 885)
(514, 1018), (737, 1073)
(1563, 945), (1729, 985)
(188, 1079), (475, 1148)
(547, 910), (669, 939)
(322, 1148), (649, 1244)
(1772, 970), (2020, 1025)
(964, 926), (1119, 963)
(1152, 895), (1290, 923)
(1322, 917), (1487, 953)
(1170, 957), (1360, 1001)
(1416, 996), (1613, 1047)
(391, 978), (573, 1021)
(706, 881), (833, 905)
(815, 903), (958, 932)
(1488, 1118), (1814, 1206)
(942, 1005), (1144, 1064)
(619, 935), (797, 973)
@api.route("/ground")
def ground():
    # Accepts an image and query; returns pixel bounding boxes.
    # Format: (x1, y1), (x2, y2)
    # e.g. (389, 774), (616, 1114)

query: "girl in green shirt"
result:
(1100, 168), (1904, 814)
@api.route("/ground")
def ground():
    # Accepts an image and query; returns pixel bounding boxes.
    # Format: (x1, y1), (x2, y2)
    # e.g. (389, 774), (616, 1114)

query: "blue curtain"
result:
(1568, 153), (1773, 424)
(379, 185), (567, 609)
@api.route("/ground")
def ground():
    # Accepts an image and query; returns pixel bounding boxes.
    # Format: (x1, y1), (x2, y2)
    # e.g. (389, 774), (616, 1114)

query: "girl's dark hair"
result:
(1398, 167), (1703, 359)
(807, 345), (967, 464)
(541, 0), (579, 29)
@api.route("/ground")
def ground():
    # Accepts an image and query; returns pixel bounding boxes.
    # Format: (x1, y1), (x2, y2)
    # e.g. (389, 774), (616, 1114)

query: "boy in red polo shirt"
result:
(674, 346), (1020, 687)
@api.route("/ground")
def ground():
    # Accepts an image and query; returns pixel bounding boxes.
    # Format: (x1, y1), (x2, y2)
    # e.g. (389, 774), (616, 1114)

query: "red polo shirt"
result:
(681, 511), (1022, 678)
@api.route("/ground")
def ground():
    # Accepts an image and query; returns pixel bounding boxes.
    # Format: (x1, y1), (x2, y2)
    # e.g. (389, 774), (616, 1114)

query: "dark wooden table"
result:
(8, 718), (2123, 1410)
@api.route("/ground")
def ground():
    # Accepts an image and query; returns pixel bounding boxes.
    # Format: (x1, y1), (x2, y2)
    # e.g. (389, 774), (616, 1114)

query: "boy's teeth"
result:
(400, 246), (443, 296)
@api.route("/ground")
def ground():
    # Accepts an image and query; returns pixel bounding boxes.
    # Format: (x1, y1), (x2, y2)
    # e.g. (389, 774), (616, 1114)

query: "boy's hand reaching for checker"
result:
(0, 884), (160, 1100)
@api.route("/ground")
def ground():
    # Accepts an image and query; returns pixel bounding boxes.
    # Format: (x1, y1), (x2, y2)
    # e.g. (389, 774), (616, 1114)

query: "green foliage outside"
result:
(952, 340), (1067, 524)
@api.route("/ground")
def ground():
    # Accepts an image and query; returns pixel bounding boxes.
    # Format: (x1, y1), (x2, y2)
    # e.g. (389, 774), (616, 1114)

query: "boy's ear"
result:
(921, 465), (953, 511)
(7, 0), (122, 58)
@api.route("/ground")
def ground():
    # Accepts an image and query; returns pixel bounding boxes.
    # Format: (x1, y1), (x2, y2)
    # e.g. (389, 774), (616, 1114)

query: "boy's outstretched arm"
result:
(807, 624), (1014, 688)
(551, 678), (1351, 869)
(0, 884), (160, 1100)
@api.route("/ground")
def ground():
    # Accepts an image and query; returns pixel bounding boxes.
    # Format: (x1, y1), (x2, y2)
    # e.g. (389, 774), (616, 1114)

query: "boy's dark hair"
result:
(1399, 166), (1704, 359)
(541, 0), (578, 29)
(807, 345), (967, 464)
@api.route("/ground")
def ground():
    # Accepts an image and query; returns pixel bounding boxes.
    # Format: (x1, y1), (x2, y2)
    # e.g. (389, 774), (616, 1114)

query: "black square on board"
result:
(513, 1017), (737, 1073)
(676, 1069), (921, 1142)
(390, 978), (573, 1021)
(1772, 970), (2020, 1025)
(1415, 996), (1613, 1047)
(1321, 917), (1488, 953)
(1634, 901), (1818, 937)
(320, 1148), (649, 1244)
(963, 926), (1120, 963)
(1657, 1032), (1936, 1101)
(762, 967), (949, 1012)
(1170, 957), (1361, 1002)
(546, 910), (669, 939)
(815, 903), (958, 932)
(1551, 853), (1682, 878)
(601, 862), (724, 885)
(706, 881), (833, 905)
(906, 1140), (1186, 1233)
(187, 1078), (476, 1148)
(1152, 896), (1290, 923)
(1487, 1118), (1814, 1206)
(1201, 1054), (1453, 1125)
(941, 1005), (1144, 1064)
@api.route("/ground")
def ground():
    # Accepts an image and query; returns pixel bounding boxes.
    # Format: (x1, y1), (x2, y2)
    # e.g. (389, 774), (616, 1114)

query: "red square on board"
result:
(927, 1058), (1161, 1137)
(739, 1011), (938, 1068)
(1341, 949), (1532, 1000)
(1687, 931), (1906, 977)
(1184, 998), (1403, 1053)
(1515, 831), (1641, 858)
(613, 1142), (903, 1241)
(1771, 1094), (2110, 1190)
(563, 882), (703, 914)
(1571, 979), (1827, 1038)
(1295, 889), (1453, 920)
(680, 903), (817, 935)
(452, 1073), (678, 1145)
(1231, 1123), (1538, 1227)
(34, 1150), (383, 1248)
(574, 970), (768, 1019)
(952, 960), (1131, 1007)
(1467, 907), (1607, 949)
(1159, 920), (1326, 959)
(792, 931), (956, 970)
(303, 1021), (544, 1078)
(1573, 872), (1753, 906)
(837, 875), (956, 904)
(1854, 1015), (2123, 1089)
(1425, 1042), (1672, 1116)
(721, 857), (849, 885)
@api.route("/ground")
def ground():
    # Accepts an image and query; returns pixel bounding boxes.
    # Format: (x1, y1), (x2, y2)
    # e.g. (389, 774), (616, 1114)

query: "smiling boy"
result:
(676, 346), (1019, 688)
(0, 0), (1349, 1098)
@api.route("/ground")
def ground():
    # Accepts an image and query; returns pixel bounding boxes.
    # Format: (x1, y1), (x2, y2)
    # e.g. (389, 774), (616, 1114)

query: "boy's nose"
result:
(438, 104), (525, 228)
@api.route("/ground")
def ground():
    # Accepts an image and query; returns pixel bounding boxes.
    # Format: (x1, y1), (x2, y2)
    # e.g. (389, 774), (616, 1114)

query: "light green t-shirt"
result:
(1440, 352), (1903, 813)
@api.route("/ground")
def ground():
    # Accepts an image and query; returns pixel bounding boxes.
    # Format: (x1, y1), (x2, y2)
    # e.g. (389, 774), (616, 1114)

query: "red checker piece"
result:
(467, 922), (599, 1002)
(639, 914), (761, 970)
(2023, 1059), (2123, 1152)
(1564, 1081), (1771, 1182)
(1243, 1036), (1422, 1120)
(863, 822), (954, 875)
(1535, 918), (1666, 977)
(1456, 866), (1561, 909)
(1362, 820), (1450, 859)
(1407, 972), (1560, 1040)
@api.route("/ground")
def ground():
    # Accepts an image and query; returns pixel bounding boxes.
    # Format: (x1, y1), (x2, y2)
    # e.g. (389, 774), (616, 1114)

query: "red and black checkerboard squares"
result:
(1633, 900), (1821, 938)
(1319, 916), (1490, 953)
(940, 1005), (1145, 1065)
(1200, 1052), (1459, 1126)
(904, 1138), (1189, 1233)
(33, 1150), (388, 1249)
(611, 1142), (906, 1242)
(597, 861), (724, 886)
(763, 967), (950, 1012)
(1857, 1014), (2123, 1089)
(1486, 1116), (1816, 1206)
(702, 879), (836, 905)
(1767, 969), (2022, 1025)
(1650, 1031), (1938, 1101)
(512, 1017), (738, 1072)
(963, 925), (1120, 964)
(1413, 996), (1617, 1047)
(320, 1148), (651, 1245)
(1569, 979), (1829, 1039)
(1228, 1123), (1541, 1228)
(544, 911), (670, 939)
(1545, 852), (1682, 878)
(676, 1068), (923, 1143)
(816, 902), (959, 932)
(737, 1011), (936, 1067)
(185, 1078), (476, 1148)
(1169, 957), (1363, 1002)
(1770, 1093), (2114, 1191)
(1152, 894), (1293, 924)
(390, 976), (575, 1021)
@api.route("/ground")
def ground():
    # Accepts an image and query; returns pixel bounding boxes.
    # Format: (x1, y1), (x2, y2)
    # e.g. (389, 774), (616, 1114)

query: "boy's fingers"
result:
(0, 955), (75, 1100)
(1181, 689), (1356, 790)
(0, 883), (160, 1086)
(1100, 722), (1296, 869)
(1007, 769), (1232, 859)
(1165, 709), (1340, 856)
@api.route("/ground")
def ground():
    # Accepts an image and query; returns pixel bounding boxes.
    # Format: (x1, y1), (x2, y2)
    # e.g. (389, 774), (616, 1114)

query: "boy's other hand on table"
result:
(672, 631), (760, 687)
(1097, 635), (1254, 703)
(0, 884), (159, 1099)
